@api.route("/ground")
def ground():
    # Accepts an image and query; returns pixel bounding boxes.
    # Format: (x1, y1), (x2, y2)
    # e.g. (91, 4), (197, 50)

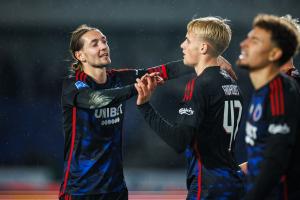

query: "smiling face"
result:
(237, 27), (277, 71)
(76, 30), (111, 68)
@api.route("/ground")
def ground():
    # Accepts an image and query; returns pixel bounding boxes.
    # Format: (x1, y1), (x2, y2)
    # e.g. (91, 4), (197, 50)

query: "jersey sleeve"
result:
(244, 83), (300, 200)
(110, 60), (193, 85)
(138, 102), (195, 153)
(62, 78), (137, 109)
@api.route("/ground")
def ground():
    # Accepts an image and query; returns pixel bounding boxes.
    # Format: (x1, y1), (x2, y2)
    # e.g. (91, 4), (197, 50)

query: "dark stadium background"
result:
(0, 0), (299, 198)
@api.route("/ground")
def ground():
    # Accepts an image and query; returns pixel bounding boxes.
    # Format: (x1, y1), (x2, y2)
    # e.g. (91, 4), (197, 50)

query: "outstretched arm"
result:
(62, 78), (137, 109)
(112, 60), (192, 85)
(135, 75), (194, 153)
(113, 57), (236, 85)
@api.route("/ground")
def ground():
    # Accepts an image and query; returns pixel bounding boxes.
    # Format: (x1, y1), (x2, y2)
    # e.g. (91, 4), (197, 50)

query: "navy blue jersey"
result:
(244, 74), (300, 200)
(59, 61), (192, 198)
(138, 66), (244, 200)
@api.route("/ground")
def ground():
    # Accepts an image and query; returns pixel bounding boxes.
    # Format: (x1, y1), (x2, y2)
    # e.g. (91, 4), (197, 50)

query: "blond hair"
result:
(187, 16), (232, 56)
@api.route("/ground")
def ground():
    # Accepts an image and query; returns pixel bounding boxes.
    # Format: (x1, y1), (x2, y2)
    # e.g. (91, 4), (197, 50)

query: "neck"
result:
(280, 59), (294, 74)
(82, 64), (107, 84)
(194, 56), (218, 76)
(249, 64), (280, 90)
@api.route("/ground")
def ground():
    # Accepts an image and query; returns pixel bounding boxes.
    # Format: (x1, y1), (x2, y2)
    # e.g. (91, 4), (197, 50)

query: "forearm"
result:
(138, 102), (194, 153)
(147, 60), (193, 80)
(75, 85), (137, 109)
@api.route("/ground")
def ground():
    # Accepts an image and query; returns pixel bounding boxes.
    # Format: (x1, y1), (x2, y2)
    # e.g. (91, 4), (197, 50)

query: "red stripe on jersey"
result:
(79, 72), (85, 81)
(274, 79), (280, 115)
(270, 78), (282, 116)
(161, 64), (168, 80)
(269, 82), (276, 115)
(281, 175), (288, 200)
(193, 141), (202, 200)
(61, 107), (77, 197)
(183, 78), (196, 101)
(183, 80), (191, 101)
(185, 81), (191, 101)
(75, 70), (80, 80)
(188, 79), (196, 101)
(277, 78), (285, 115)
(83, 74), (87, 82)
(197, 160), (202, 200)
(270, 77), (285, 116)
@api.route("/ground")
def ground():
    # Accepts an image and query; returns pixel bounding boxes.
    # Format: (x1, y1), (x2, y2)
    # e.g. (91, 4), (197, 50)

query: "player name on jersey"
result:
(222, 84), (240, 96)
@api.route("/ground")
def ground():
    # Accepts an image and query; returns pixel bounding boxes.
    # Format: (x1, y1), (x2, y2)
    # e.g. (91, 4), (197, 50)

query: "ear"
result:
(199, 42), (208, 54)
(75, 51), (86, 62)
(269, 47), (282, 63)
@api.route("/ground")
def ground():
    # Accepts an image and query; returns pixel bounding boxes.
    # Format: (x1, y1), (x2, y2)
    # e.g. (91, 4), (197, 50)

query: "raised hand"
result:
(135, 73), (164, 105)
(217, 56), (238, 80)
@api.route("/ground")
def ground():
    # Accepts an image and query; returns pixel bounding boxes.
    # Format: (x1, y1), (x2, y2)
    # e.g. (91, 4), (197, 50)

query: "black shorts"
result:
(59, 190), (128, 200)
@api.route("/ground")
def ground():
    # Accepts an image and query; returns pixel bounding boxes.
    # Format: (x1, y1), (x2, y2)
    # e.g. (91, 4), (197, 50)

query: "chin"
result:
(236, 59), (250, 70)
(102, 59), (111, 66)
(183, 59), (191, 66)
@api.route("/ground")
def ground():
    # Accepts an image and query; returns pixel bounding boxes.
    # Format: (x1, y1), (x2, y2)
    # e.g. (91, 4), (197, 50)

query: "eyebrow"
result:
(247, 33), (261, 42)
(251, 36), (262, 42)
(90, 39), (99, 44)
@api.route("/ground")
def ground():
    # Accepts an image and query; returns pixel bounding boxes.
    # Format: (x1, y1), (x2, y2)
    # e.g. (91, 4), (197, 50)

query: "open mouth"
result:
(239, 51), (246, 60)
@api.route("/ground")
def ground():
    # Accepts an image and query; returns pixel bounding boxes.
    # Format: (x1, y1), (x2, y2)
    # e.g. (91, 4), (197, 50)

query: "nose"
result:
(100, 43), (109, 51)
(240, 38), (247, 48)
(180, 40), (186, 49)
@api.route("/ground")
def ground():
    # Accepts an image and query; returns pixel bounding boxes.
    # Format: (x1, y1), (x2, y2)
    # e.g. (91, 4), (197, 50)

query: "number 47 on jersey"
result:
(223, 100), (242, 151)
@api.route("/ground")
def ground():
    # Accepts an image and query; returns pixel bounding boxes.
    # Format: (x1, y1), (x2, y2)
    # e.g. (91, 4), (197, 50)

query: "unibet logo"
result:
(94, 104), (123, 119)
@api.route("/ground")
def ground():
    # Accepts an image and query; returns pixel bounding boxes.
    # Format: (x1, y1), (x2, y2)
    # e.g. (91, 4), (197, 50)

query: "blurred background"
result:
(0, 0), (300, 198)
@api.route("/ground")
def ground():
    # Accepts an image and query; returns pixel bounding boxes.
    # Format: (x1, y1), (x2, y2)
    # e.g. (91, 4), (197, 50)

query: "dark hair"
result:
(253, 14), (300, 66)
(69, 24), (98, 71)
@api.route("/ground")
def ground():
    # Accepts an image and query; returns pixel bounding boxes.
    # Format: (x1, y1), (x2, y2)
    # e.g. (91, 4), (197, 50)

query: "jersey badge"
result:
(268, 123), (290, 135)
(252, 104), (262, 122)
(75, 81), (89, 89)
(179, 107), (194, 115)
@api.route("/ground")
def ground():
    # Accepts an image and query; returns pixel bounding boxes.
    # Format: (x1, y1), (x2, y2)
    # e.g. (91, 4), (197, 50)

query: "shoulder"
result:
(195, 67), (238, 93)
(199, 66), (235, 82)
(267, 74), (300, 116)
(62, 73), (89, 92)
(280, 73), (299, 95)
(107, 68), (136, 75)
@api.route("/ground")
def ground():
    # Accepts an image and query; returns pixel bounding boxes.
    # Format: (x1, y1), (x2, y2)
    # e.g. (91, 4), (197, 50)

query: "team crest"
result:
(75, 81), (89, 89)
(252, 104), (262, 122)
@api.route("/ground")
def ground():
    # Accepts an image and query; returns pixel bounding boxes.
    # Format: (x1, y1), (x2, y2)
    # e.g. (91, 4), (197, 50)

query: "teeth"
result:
(239, 51), (246, 59)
